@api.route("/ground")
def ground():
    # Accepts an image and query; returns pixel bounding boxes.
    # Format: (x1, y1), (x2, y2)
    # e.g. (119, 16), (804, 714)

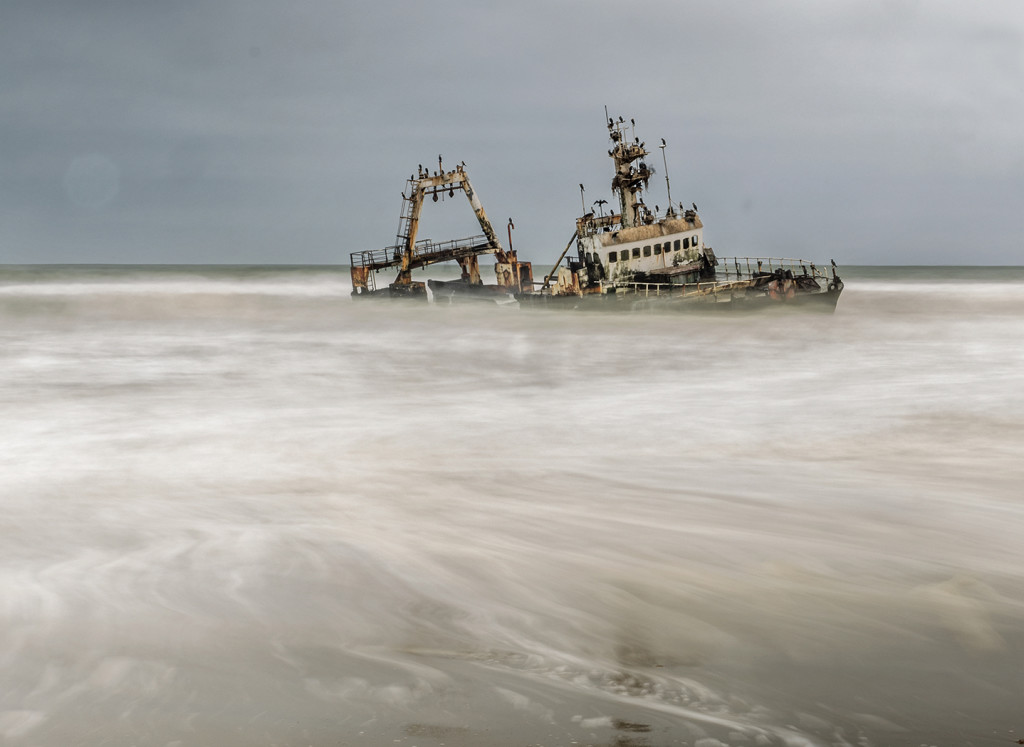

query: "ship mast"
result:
(607, 116), (652, 227)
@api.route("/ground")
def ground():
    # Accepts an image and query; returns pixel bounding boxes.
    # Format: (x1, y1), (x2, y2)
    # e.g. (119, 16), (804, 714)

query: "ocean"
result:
(1, 265), (1022, 746)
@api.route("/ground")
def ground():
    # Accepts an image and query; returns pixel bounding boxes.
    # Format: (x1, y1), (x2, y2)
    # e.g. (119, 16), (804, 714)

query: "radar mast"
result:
(606, 116), (652, 227)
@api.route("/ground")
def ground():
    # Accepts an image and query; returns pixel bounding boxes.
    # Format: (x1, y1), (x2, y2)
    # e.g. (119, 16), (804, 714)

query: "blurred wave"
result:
(1, 265), (1022, 746)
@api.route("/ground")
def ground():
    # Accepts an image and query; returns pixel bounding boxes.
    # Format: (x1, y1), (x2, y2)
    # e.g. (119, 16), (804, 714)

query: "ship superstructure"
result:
(580, 117), (710, 284)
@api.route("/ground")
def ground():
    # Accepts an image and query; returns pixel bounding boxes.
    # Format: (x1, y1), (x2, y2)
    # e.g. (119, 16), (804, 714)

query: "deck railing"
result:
(350, 235), (492, 270)
(412, 235), (490, 259)
(607, 280), (735, 298)
(350, 246), (403, 269)
(600, 257), (834, 299)
(714, 257), (830, 282)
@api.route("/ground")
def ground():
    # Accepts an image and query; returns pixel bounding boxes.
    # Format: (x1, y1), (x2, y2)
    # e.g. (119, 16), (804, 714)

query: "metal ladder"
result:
(394, 180), (417, 248)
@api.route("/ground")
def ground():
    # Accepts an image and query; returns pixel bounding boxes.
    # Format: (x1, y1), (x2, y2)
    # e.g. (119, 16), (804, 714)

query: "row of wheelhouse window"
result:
(604, 236), (699, 264)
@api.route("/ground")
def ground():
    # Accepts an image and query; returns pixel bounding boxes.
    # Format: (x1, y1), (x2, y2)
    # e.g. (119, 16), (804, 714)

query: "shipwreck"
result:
(350, 116), (843, 311)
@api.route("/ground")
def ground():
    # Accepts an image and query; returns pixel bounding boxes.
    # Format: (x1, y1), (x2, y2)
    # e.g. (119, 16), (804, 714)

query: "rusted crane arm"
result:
(541, 231), (580, 289)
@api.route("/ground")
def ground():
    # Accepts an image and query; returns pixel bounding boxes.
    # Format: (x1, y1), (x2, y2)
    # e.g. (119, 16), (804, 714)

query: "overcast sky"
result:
(3, 0), (1022, 265)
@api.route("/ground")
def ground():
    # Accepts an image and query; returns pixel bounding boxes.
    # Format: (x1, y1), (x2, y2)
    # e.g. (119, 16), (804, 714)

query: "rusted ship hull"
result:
(427, 278), (517, 304)
(516, 278), (843, 312)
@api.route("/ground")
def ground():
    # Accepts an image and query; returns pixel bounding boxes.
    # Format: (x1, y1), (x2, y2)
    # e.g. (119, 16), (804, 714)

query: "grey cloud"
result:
(2, 0), (1022, 264)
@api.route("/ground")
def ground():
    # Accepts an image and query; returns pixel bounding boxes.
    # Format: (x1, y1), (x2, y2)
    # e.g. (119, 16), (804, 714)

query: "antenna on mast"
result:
(659, 138), (674, 215)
